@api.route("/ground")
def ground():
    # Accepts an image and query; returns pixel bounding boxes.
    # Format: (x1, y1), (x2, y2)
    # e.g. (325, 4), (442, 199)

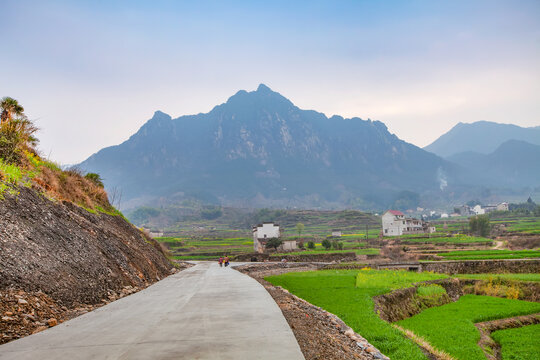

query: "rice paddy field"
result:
(436, 249), (540, 261)
(491, 323), (540, 360)
(396, 295), (540, 360)
(266, 269), (540, 360)
(266, 269), (448, 360)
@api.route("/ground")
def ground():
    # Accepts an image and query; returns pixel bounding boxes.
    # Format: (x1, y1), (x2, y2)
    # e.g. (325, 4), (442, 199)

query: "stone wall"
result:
(422, 259), (540, 274)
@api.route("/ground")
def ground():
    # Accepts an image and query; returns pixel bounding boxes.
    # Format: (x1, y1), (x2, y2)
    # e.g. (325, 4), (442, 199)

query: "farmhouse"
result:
(331, 229), (342, 237)
(382, 210), (435, 236)
(252, 222), (280, 253)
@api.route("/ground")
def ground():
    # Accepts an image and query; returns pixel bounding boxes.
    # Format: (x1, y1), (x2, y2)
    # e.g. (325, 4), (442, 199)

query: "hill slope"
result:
(80, 84), (456, 209)
(424, 121), (540, 158)
(447, 140), (540, 187)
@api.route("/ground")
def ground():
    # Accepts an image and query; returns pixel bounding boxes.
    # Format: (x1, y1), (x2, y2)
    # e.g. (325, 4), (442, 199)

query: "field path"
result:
(0, 262), (304, 360)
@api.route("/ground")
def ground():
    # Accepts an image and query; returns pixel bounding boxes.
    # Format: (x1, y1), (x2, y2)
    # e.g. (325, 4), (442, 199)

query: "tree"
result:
(338, 242), (344, 250)
(321, 239), (332, 250)
(296, 222), (305, 236)
(469, 215), (490, 237)
(200, 206), (222, 220)
(265, 238), (282, 250)
(0, 97), (24, 124)
(307, 241), (315, 249)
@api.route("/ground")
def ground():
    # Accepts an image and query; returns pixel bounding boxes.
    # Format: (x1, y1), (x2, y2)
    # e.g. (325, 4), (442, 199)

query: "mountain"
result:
(424, 121), (540, 158)
(447, 140), (540, 188)
(79, 84), (457, 209)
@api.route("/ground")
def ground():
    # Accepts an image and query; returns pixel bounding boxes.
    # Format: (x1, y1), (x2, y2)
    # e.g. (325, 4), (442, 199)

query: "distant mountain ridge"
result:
(79, 84), (456, 209)
(447, 140), (540, 188)
(424, 121), (540, 158)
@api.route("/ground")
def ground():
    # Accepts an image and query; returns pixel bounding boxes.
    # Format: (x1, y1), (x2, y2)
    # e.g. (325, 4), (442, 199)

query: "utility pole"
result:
(366, 224), (368, 242)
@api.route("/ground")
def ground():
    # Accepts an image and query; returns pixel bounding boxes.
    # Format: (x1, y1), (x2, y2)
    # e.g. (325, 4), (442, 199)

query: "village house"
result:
(331, 230), (342, 237)
(382, 210), (435, 236)
(470, 202), (508, 215)
(252, 222), (299, 253)
(497, 202), (509, 211)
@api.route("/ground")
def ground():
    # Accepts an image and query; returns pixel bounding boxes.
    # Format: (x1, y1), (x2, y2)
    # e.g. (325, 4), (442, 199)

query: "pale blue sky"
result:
(1, 0), (539, 163)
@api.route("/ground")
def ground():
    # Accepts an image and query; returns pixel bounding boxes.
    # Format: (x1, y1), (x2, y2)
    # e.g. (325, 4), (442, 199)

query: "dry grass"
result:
(34, 165), (111, 211)
(392, 324), (456, 360)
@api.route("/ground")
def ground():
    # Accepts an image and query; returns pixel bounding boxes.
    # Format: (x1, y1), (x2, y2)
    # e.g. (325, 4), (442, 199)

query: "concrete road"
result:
(0, 262), (305, 360)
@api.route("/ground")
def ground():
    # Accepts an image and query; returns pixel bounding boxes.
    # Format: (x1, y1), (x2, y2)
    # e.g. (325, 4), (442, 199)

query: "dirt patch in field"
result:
(235, 263), (388, 360)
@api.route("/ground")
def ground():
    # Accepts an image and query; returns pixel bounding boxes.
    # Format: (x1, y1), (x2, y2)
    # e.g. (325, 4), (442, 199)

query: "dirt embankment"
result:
(0, 186), (176, 343)
(236, 263), (388, 360)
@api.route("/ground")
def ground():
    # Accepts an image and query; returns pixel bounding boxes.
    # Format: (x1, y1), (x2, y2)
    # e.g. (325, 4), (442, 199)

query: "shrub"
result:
(321, 239), (332, 250)
(307, 241), (315, 249)
(265, 237), (282, 250)
(0, 99), (38, 164)
(469, 215), (490, 237)
(84, 173), (104, 188)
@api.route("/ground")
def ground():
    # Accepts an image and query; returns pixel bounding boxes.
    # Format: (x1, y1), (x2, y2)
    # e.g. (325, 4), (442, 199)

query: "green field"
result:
(396, 295), (540, 360)
(266, 269), (448, 359)
(437, 249), (540, 260)
(400, 234), (492, 244)
(270, 248), (380, 257)
(457, 273), (540, 282)
(491, 324), (540, 360)
(506, 219), (540, 234)
(156, 234), (380, 260)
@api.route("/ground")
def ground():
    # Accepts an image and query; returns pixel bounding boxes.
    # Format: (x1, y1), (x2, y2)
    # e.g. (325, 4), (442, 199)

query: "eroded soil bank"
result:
(0, 186), (183, 344)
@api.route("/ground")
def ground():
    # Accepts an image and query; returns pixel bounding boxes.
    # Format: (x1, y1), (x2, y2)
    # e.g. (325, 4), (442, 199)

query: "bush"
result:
(469, 215), (490, 237)
(265, 237), (282, 250)
(0, 118), (38, 164)
(307, 241), (315, 249)
(321, 239), (332, 250)
(84, 173), (104, 188)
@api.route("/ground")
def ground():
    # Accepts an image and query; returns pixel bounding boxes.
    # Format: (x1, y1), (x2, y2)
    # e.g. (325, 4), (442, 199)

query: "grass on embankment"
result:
(266, 269), (448, 360)
(457, 273), (540, 282)
(437, 249), (540, 260)
(491, 323), (540, 360)
(396, 295), (540, 360)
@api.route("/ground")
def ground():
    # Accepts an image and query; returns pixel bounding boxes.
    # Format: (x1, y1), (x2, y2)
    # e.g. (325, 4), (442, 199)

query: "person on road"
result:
(224, 256), (230, 267)
(218, 257), (223, 267)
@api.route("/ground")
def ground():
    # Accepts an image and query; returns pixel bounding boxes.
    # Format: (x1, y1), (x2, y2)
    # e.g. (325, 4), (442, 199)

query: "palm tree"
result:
(1, 97), (25, 124)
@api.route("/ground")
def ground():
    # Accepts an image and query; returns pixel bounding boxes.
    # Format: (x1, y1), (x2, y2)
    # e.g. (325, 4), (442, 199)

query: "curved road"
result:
(0, 262), (304, 360)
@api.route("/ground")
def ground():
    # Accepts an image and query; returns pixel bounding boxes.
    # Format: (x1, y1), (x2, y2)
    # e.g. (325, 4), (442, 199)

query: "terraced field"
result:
(266, 269), (540, 360)
(396, 295), (540, 360)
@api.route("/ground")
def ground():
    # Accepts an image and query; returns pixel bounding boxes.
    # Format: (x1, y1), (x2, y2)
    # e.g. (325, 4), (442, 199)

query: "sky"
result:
(1, 0), (539, 164)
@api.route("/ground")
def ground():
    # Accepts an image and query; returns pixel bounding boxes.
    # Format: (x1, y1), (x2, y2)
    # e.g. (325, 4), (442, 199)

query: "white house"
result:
(472, 205), (485, 215)
(331, 230), (342, 237)
(382, 210), (435, 237)
(497, 202), (509, 211)
(252, 222), (281, 253)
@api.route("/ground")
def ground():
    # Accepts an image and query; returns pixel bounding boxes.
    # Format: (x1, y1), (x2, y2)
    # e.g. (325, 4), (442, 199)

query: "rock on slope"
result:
(0, 186), (174, 306)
